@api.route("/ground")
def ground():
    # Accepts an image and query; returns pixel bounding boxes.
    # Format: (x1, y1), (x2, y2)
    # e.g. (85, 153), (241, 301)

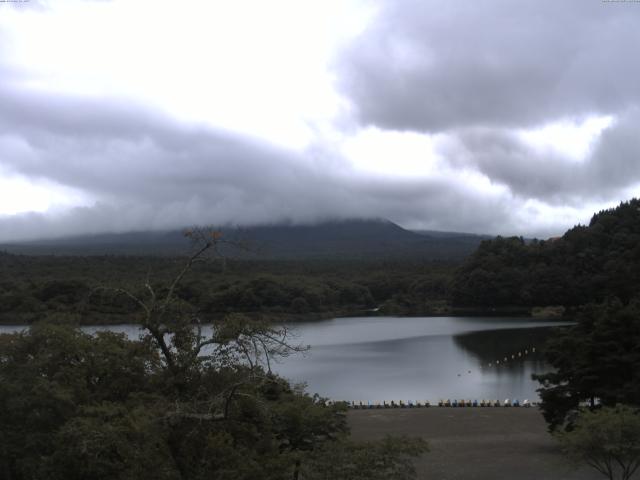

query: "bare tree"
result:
(106, 227), (308, 416)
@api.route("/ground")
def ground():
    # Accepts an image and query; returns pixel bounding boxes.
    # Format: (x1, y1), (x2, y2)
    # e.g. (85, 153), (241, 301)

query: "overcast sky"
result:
(1, 0), (639, 242)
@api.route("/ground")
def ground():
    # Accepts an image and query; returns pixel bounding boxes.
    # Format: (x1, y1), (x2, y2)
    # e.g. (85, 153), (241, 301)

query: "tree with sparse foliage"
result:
(556, 405), (640, 480)
(0, 228), (427, 480)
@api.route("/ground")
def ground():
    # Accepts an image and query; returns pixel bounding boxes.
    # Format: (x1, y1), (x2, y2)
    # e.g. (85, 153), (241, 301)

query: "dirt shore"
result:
(348, 408), (603, 480)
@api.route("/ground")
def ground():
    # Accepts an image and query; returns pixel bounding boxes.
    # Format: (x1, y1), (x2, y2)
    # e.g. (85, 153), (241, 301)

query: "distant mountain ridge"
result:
(411, 229), (493, 240)
(1, 219), (489, 260)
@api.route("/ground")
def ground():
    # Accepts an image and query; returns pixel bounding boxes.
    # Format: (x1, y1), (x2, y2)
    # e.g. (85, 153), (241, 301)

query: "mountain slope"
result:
(1, 219), (488, 260)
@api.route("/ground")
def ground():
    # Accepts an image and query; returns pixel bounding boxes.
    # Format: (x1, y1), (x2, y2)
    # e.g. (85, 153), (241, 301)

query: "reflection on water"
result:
(273, 316), (571, 402)
(0, 316), (571, 402)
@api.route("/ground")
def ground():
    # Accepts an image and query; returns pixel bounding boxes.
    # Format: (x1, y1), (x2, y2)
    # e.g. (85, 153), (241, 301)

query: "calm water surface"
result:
(0, 316), (571, 402)
(273, 316), (571, 403)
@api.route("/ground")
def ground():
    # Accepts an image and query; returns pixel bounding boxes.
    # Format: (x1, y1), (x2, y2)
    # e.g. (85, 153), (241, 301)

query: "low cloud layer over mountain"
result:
(1, 0), (639, 241)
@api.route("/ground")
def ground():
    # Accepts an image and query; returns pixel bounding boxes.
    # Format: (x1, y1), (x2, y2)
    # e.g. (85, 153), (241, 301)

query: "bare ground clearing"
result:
(348, 408), (604, 480)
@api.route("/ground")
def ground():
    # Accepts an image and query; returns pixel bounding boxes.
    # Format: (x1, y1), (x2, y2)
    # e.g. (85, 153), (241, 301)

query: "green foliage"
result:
(0, 253), (456, 324)
(302, 435), (428, 480)
(0, 236), (428, 479)
(51, 403), (177, 480)
(0, 319), (355, 479)
(555, 405), (640, 480)
(0, 323), (164, 479)
(534, 299), (640, 431)
(452, 198), (640, 309)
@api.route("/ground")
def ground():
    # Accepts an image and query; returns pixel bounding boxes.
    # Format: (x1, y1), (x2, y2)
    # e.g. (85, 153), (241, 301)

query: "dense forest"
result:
(0, 254), (455, 325)
(451, 198), (640, 309)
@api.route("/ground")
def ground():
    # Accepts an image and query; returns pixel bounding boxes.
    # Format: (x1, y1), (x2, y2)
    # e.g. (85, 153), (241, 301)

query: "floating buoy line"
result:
(482, 346), (536, 370)
(455, 346), (539, 376)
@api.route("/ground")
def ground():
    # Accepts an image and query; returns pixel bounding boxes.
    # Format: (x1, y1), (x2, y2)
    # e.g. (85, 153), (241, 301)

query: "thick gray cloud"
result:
(334, 0), (640, 207)
(588, 109), (640, 190)
(2, 0), (639, 242)
(442, 129), (580, 202)
(0, 86), (321, 205)
(439, 108), (640, 203)
(337, 0), (640, 132)
(0, 82), (517, 241)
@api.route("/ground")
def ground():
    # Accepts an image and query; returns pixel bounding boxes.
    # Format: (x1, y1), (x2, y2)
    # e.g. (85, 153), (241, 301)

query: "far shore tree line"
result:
(0, 254), (454, 325)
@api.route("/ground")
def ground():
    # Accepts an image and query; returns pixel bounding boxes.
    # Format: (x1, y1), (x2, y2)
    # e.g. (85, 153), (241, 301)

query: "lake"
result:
(0, 316), (570, 403)
(272, 316), (570, 403)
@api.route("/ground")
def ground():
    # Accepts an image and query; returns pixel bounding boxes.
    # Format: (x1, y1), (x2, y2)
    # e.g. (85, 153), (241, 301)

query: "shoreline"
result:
(0, 309), (566, 327)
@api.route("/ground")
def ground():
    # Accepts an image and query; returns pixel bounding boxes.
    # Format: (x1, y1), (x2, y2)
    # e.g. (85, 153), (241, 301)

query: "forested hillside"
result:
(451, 199), (640, 308)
